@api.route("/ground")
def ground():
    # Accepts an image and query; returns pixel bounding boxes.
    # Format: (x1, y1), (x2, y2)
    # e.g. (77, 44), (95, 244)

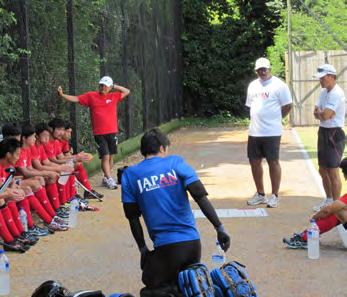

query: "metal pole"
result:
(287, 0), (295, 125)
(66, 0), (78, 152)
(19, 0), (30, 124)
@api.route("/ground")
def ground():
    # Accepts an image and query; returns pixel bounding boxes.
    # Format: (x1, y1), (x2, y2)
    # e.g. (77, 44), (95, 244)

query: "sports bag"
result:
(178, 263), (215, 297)
(210, 261), (257, 297)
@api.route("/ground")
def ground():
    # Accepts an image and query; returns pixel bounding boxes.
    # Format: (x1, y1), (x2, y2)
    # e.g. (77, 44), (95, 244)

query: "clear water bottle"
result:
(19, 208), (28, 232)
(68, 198), (79, 228)
(211, 241), (226, 268)
(0, 250), (10, 295)
(307, 219), (320, 260)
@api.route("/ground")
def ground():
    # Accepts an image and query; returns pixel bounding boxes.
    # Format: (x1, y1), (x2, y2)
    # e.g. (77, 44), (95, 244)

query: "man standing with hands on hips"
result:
(313, 64), (345, 212)
(246, 57), (292, 208)
(57, 76), (130, 190)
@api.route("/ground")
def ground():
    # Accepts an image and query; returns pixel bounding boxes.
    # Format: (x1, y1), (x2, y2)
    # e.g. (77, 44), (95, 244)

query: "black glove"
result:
(140, 246), (150, 270)
(216, 225), (231, 252)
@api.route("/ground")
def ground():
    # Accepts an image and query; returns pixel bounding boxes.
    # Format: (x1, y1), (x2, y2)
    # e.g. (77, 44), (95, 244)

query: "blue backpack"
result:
(178, 263), (215, 297)
(210, 261), (258, 297)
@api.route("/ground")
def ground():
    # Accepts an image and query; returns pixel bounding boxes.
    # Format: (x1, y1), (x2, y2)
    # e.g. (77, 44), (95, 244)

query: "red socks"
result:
(1, 205), (21, 237)
(17, 197), (34, 229)
(76, 164), (92, 191)
(0, 211), (14, 243)
(302, 214), (340, 241)
(34, 187), (56, 217)
(46, 183), (61, 210)
(7, 202), (25, 234)
(27, 195), (52, 224)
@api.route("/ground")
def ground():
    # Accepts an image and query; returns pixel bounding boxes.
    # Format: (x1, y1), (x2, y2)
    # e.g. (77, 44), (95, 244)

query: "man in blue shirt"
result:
(121, 128), (230, 294)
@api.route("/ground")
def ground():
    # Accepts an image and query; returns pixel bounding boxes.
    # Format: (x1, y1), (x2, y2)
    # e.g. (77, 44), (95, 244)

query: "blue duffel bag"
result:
(210, 261), (258, 297)
(178, 263), (215, 297)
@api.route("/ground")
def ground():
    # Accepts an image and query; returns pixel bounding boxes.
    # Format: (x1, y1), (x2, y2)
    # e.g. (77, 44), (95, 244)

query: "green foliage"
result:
(182, 0), (283, 117)
(268, 0), (347, 77)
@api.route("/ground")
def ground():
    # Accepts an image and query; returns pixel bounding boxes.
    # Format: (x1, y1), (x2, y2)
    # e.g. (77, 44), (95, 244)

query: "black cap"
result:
(340, 157), (347, 174)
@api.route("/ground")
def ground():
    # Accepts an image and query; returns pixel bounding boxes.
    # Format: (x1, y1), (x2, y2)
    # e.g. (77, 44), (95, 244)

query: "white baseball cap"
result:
(99, 76), (113, 87)
(255, 57), (271, 70)
(315, 64), (337, 78)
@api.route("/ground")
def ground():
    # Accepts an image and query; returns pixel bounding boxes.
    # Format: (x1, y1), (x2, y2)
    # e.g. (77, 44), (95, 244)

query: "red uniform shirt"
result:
(61, 140), (70, 154)
(30, 144), (40, 161)
(15, 147), (32, 168)
(35, 143), (48, 162)
(78, 91), (123, 135)
(43, 140), (56, 158)
(339, 194), (347, 205)
(0, 164), (9, 183)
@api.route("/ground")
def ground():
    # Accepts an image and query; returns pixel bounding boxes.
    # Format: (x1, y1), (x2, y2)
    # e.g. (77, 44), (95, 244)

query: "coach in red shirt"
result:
(57, 76), (130, 189)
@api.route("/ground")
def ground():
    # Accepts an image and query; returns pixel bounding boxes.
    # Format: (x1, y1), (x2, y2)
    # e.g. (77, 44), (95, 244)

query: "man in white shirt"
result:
(246, 57), (292, 208)
(313, 64), (346, 212)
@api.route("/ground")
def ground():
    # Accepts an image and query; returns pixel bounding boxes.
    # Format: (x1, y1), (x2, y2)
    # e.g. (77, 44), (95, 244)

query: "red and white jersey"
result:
(78, 91), (123, 135)
(60, 140), (70, 154)
(34, 143), (49, 162)
(15, 147), (32, 168)
(0, 164), (12, 184)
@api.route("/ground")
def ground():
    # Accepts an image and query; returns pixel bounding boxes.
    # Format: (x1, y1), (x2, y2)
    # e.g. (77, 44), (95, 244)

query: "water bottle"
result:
(19, 208), (28, 232)
(68, 199), (79, 228)
(211, 241), (226, 268)
(337, 224), (347, 248)
(307, 219), (320, 260)
(0, 250), (10, 295)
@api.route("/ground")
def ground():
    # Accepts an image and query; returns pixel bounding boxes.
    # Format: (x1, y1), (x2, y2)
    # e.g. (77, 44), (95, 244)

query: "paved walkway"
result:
(10, 127), (347, 297)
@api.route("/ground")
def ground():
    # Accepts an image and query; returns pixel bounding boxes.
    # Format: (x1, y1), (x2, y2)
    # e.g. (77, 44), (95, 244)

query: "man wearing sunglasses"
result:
(313, 64), (345, 212)
(246, 57), (292, 208)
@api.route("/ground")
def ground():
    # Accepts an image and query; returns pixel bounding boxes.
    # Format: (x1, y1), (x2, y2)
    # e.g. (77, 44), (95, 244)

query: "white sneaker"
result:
(105, 177), (118, 190)
(313, 198), (333, 212)
(267, 194), (279, 208)
(247, 193), (267, 206)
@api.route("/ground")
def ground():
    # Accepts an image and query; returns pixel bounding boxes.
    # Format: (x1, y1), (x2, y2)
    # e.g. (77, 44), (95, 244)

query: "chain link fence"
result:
(0, 0), (183, 152)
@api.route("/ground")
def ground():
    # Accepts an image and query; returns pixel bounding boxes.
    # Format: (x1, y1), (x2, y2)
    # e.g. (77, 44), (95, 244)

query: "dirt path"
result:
(10, 127), (347, 297)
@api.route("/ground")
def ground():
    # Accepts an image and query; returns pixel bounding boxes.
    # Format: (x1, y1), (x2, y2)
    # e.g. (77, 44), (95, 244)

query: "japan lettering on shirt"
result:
(137, 169), (178, 194)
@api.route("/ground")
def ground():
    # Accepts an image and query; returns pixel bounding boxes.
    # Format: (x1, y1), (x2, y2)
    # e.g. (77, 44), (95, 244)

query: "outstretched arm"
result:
(57, 86), (79, 103)
(187, 180), (231, 251)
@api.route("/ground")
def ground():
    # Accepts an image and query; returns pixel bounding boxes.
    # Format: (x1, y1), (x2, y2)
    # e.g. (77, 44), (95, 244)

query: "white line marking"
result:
(193, 208), (268, 218)
(291, 128), (325, 197)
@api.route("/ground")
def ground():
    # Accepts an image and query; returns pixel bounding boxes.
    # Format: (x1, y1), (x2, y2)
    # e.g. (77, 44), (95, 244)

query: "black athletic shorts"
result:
(142, 239), (201, 289)
(247, 136), (281, 161)
(94, 133), (118, 158)
(318, 127), (345, 168)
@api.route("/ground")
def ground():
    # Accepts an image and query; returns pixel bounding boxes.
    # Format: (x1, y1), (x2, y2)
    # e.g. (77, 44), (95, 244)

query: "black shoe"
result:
(18, 232), (39, 246)
(84, 190), (104, 200)
(283, 233), (307, 249)
(3, 239), (29, 253)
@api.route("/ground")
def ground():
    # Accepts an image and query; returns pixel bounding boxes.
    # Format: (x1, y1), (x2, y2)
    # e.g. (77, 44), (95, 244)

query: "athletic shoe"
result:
(104, 177), (118, 190)
(84, 189), (104, 200)
(267, 194), (279, 208)
(247, 192), (267, 206)
(56, 208), (70, 219)
(313, 198), (333, 212)
(52, 216), (69, 227)
(18, 232), (39, 246)
(46, 221), (69, 232)
(28, 225), (50, 237)
(3, 239), (28, 253)
(283, 233), (307, 249)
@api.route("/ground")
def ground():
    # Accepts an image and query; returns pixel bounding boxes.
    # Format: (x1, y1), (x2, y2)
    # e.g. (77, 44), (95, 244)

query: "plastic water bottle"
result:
(0, 250), (10, 295)
(307, 219), (320, 260)
(19, 208), (28, 232)
(337, 224), (347, 248)
(68, 199), (79, 228)
(211, 241), (226, 268)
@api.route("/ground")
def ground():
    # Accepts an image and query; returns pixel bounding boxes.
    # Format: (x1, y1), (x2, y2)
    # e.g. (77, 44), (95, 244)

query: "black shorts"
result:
(142, 239), (201, 289)
(94, 133), (118, 158)
(318, 127), (345, 168)
(247, 136), (281, 161)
